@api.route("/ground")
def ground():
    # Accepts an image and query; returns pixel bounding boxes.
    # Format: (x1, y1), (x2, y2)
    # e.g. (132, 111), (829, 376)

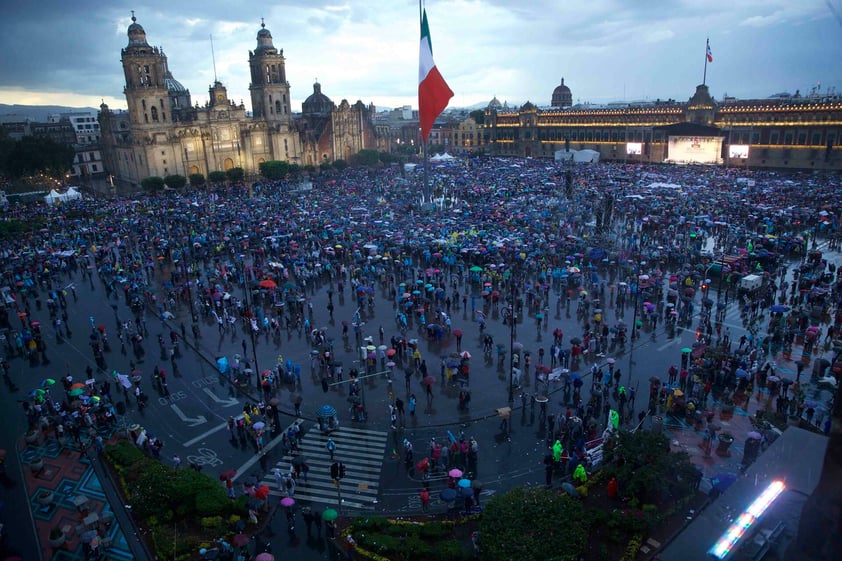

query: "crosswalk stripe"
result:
(260, 425), (388, 510)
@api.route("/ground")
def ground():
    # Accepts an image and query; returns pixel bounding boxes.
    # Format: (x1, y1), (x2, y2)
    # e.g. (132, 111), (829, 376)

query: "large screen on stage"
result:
(626, 142), (642, 155)
(667, 135), (723, 164)
(729, 144), (750, 159)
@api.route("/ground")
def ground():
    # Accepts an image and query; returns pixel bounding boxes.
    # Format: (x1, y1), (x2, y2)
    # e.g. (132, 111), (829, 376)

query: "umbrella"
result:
(606, 358), (616, 365)
(735, 369), (750, 379)
(469, 266), (483, 272)
(471, 479), (483, 489)
(255, 554), (275, 561)
(232, 533), (250, 547)
(317, 404), (337, 418)
(259, 279), (277, 289)
(561, 482), (580, 497)
(269, 397), (281, 406)
(770, 304), (790, 313)
(69, 388), (85, 397)
(649, 376), (661, 385)
(80, 529), (99, 543)
(680, 347), (692, 353)
(219, 468), (237, 481)
(69, 382), (86, 390)
(440, 488), (457, 502)
(386, 348), (396, 357)
(416, 458), (430, 472)
(458, 478), (472, 488)
(453, 329), (463, 337)
(253, 421), (266, 431)
(710, 473), (738, 493)
(280, 497), (295, 507)
(459, 486), (474, 498)
(512, 342), (524, 351)
(423, 376), (436, 385)
(672, 389), (684, 397)
(747, 431), (762, 440)
(448, 468), (463, 478)
(255, 485), (270, 500)
(768, 375), (781, 383)
(322, 508), (338, 521)
(460, 351), (471, 359)
(569, 337), (582, 345)
(41, 378), (56, 387)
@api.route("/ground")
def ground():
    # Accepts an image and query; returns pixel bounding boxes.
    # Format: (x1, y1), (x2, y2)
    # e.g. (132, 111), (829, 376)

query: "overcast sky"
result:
(0, 0), (840, 113)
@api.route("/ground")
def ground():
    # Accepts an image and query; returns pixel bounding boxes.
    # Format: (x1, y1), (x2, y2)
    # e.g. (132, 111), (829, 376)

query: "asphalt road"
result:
(0, 239), (836, 560)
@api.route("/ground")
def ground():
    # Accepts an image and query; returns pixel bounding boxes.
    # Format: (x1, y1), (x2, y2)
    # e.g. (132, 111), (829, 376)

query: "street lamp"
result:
(508, 261), (520, 404)
(239, 256), (260, 375)
(627, 260), (645, 386)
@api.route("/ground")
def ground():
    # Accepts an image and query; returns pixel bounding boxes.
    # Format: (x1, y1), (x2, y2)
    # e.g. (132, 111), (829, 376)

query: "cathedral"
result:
(99, 15), (383, 189)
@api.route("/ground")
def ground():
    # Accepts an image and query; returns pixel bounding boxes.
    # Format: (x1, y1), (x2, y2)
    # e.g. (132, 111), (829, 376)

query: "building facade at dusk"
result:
(479, 81), (842, 170)
(99, 16), (383, 189)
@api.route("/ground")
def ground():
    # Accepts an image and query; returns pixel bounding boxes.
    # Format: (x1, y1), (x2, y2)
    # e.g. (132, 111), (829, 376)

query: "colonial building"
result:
(483, 81), (842, 170)
(99, 15), (383, 189)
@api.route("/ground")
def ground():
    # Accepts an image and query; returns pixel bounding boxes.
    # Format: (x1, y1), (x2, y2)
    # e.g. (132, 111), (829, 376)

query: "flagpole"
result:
(703, 37), (708, 86)
(420, 0), (429, 206)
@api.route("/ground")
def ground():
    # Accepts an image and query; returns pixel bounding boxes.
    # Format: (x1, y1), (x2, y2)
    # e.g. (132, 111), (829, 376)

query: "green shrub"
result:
(105, 442), (145, 467)
(385, 523), (411, 536)
(420, 521), (449, 538)
(196, 490), (230, 517)
(200, 516), (223, 529)
(405, 535), (433, 559)
(435, 539), (465, 561)
(357, 533), (400, 555)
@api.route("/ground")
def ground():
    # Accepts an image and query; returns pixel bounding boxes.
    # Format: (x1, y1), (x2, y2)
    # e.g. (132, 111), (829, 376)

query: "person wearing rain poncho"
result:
(552, 439), (563, 464)
(573, 463), (588, 485)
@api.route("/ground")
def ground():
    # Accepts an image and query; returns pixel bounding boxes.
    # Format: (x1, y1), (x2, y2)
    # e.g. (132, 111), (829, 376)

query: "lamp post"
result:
(627, 260), (644, 386)
(240, 256), (260, 375)
(508, 265), (518, 404)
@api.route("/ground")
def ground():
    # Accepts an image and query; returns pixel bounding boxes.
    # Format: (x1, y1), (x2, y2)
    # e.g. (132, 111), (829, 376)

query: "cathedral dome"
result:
(164, 76), (187, 93)
(302, 82), (334, 115)
(127, 14), (149, 47)
(551, 77), (572, 108)
(254, 19), (276, 55)
(487, 96), (502, 111)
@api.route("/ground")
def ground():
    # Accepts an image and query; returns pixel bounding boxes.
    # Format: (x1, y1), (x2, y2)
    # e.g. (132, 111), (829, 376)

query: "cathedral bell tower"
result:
(248, 19), (292, 127)
(120, 12), (173, 127)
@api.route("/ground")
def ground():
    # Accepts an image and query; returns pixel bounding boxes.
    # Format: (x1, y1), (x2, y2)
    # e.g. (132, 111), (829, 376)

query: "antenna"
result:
(210, 34), (218, 83)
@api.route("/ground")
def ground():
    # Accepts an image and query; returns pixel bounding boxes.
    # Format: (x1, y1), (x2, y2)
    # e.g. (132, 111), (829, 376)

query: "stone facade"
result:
(483, 83), (842, 170)
(100, 15), (383, 189)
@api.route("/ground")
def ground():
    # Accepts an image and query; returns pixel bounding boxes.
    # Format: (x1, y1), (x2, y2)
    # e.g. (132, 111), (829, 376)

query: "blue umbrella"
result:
(770, 304), (790, 313)
(440, 488), (457, 502)
(710, 473), (738, 493)
(735, 369), (750, 379)
(317, 404), (337, 418)
(458, 478), (472, 488)
(458, 486), (474, 498)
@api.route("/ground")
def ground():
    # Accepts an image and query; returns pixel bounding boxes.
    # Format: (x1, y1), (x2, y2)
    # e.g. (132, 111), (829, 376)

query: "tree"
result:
(207, 171), (226, 184)
(319, 161), (332, 171)
(354, 149), (380, 167)
(480, 487), (587, 561)
(164, 174), (186, 189)
(259, 160), (290, 181)
(469, 109), (485, 125)
(141, 176), (165, 191)
(225, 167), (244, 182)
(188, 173), (205, 187)
(0, 136), (75, 178)
(602, 430), (700, 504)
(332, 159), (348, 171)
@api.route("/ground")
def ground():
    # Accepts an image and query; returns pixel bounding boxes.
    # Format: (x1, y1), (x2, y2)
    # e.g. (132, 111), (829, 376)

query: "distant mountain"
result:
(0, 104), (99, 122)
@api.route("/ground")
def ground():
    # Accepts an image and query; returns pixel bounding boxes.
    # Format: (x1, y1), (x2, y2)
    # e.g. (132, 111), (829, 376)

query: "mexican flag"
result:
(418, 9), (453, 143)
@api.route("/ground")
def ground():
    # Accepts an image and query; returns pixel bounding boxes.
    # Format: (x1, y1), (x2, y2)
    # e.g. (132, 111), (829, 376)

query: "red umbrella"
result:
(386, 348), (396, 357)
(232, 533), (249, 547)
(416, 457), (430, 472)
(453, 329), (463, 337)
(219, 468), (237, 481)
(423, 375), (436, 385)
(259, 279), (277, 289)
(255, 485), (270, 499)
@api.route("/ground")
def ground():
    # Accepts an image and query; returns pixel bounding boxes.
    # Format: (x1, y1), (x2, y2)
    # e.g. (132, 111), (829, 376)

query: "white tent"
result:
(554, 149), (600, 163)
(430, 152), (456, 162)
(573, 149), (600, 163)
(44, 187), (82, 206)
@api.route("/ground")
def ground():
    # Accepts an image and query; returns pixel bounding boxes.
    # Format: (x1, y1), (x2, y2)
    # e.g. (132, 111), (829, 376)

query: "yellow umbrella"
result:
(672, 389), (684, 397)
